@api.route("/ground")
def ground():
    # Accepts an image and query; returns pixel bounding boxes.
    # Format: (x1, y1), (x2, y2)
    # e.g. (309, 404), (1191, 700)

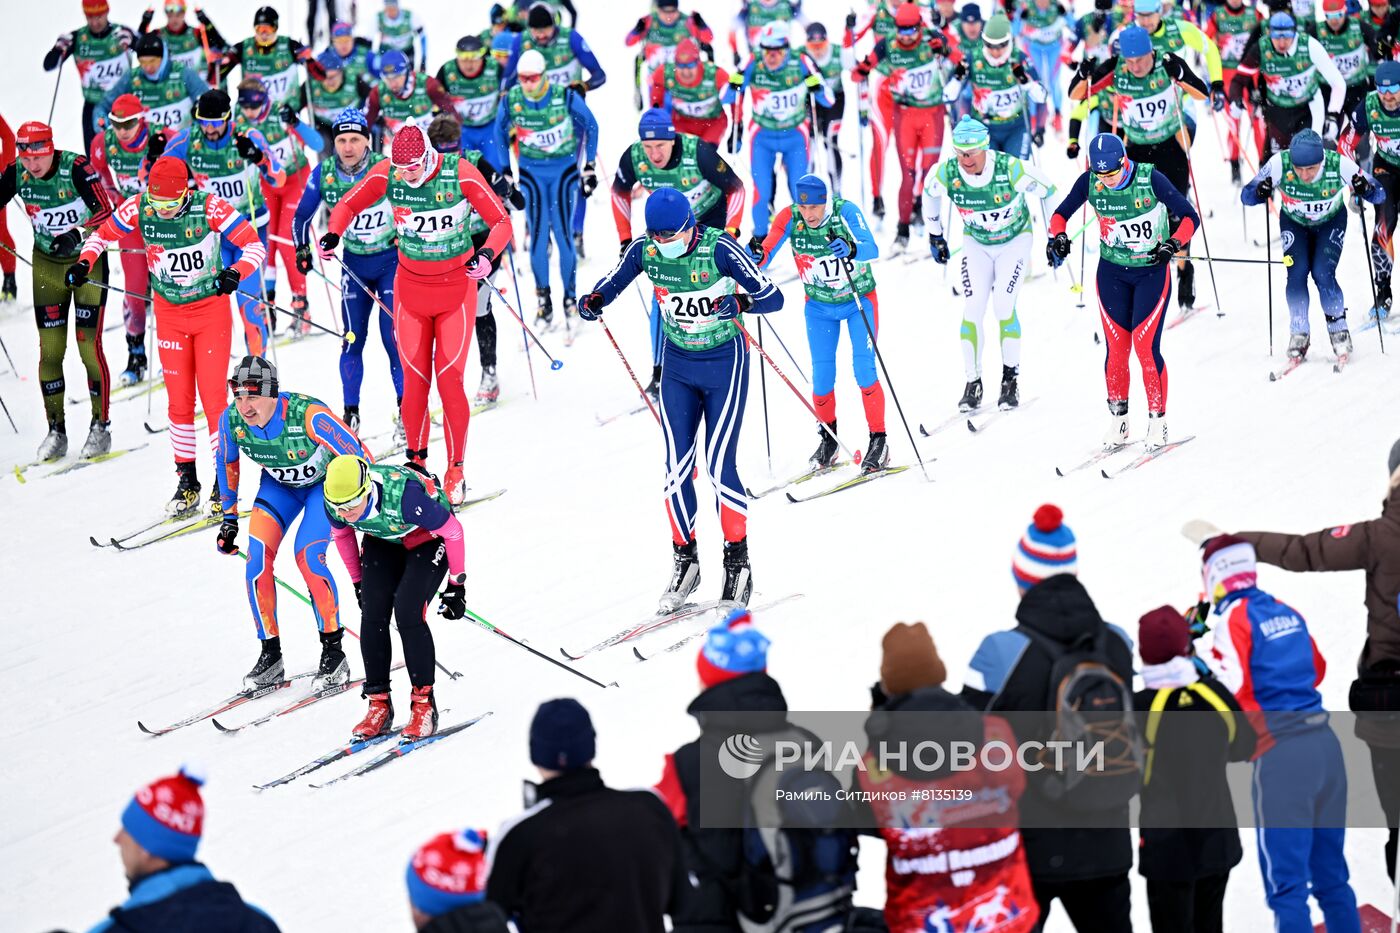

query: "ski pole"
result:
(235, 289), (351, 341)
(829, 235), (931, 482)
(464, 607), (615, 689)
(759, 316), (811, 383)
(1186, 255), (1292, 267)
(490, 277), (565, 371)
(328, 253), (394, 320)
(756, 317), (772, 474)
(597, 317), (662, 424)
(46, 56), (65, 125)
(1075, 201), (1088, 308)
(1174, 98), (1225, 318)
(856, 75), (869, 212)
(1359, 202), (1387, 355)
(0, 387), (16, 433)
(731, 318), (857, 462)
(505, 246), (539, 400)
(1265, 207), (1275, 357)
(0, 333), (16, 379)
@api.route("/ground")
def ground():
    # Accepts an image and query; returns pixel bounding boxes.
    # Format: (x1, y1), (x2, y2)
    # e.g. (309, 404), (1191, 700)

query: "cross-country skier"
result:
(1316, 0), (1377, 143)
(731, 0), (807, 67)
(1047, 133), (1199, 450)
(844, 0), (904, 223)
(292, 108), (404, 436)
(494, 48), (599, 329)
(438, 36), (506, 166)
(852, 2), (957, 250)
(217, 6), (326, 110)
(1018, 0), (1073, 139)
(803, 23), (847, 195)
(377, 0), (427, 70)
(138, 0), (227, 84)
(648, 38), (730, 148)
(923, 116), (1056, 413)
(307, 51), (368, 152)
(1120, 0), (1226, 120)
(757, 173), (889, 474)
(236, 77), (323, 335)
(322, 123), (512, 503)
(323, 21), (380, 96)
(1343, 59), (1400, 321)
(1205, 0), (1265, 183)
(214, 355), (365, 692)
(324, 454), (468, 741)
(578, 186), (784, 609)
(366, 50), (454, 150)
(87, 94), (165, 387)
(163, 89), (279, 356)
(93, 32), (211, 135)
(1241, 128), (1382, 363)
(69, 156), (265, 511)
(0, 121), (115, 462)
(1229, 12), (1347, 159)
(612, 108), (746, 398)
(625, 0), (715, 110)
(941, 13), (1048, 160)
(42, 0), (136, 151)
(1069, 0), (1116, 71)
(723, 22), (834, 252)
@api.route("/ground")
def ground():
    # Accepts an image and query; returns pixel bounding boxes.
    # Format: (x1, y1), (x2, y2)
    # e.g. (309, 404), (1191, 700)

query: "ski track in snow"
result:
(2, 1), (1397, 930)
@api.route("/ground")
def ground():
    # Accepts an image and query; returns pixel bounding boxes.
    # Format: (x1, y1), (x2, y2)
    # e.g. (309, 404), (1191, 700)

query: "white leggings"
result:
(957, 233), (1028, 380)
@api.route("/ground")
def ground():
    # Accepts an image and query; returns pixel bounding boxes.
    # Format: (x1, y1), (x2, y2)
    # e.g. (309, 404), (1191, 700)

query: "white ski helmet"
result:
(757, 22), (790, 49)
(517, 48), (547, 76)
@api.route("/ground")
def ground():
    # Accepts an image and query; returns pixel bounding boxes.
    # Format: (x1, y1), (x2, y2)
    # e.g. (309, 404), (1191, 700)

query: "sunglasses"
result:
(518, 72), (544, 83)
(1380, 82), (1400, 93)
(227, 379), (269, 397)
(165, 4), (184, 12)
(896, 25), (920, 35)
(457, 49), (486, 60)
(649, 228), (684, 240)
(16, 140), (52, 153)
(109, 115), (143, 127)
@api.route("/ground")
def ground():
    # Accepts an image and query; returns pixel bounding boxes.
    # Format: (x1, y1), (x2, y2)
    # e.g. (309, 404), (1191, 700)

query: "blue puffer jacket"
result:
(85, 863), (280, 933)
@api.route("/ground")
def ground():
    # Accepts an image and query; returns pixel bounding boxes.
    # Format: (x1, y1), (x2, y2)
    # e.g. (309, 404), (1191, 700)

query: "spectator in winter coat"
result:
(486, 698), (685, 933)
(85, 766), (280, 933)
(1200, 535), (1362, 933)
(1133, 605), (1256, 933)
(1221, 438), (1400, 881)
(960, 505), (1136, 933)
(858, 622), (1040, 933)
(405, 828), (510, 932)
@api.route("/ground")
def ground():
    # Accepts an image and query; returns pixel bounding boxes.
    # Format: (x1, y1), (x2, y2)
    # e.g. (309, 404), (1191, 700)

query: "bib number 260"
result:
(668, 294), (715, 318)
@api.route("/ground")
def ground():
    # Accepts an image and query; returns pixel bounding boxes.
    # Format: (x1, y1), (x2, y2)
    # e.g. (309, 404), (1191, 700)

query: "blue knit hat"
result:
(952, 115), (990, 150)
(1012, 504), (1078, 591)
(697, 608), (771, 687)
(380, 49), (410, 76)
(794, 173), (829, 205)
(644, 186), (695, 237)
(1378, 60), (1400, 89)
(316, 49), (344, 72)
(960, 3), (983, 23)
(529, 698), (596, 770)
(1269, 11), (1297, 33)
(492, 30), (515, 54)
(638, 108), (676, 141)
(405, 829), (489, 918)
(332, 107), (370, 138)
(1289, 128), (1324, 166)
(1118, 25), (1153, 58)
(120, 765), (206, 863)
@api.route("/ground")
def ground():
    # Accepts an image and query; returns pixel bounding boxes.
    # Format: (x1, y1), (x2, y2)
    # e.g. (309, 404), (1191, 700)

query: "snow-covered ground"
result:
(2, 1), (1397, 930)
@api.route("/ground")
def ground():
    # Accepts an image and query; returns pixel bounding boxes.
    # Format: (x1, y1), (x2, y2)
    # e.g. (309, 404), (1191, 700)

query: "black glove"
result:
(715, 293), (751, 320)
(1046, 232), (1072, 267)
(577, 291), (605, 321)
(438, 582), (466, 620)
(1162, 54), (1186, 81)
(1254, 176), (1274, 201)
(1152, 236), (1183, 265)
(1074, 57), (1094, 81)
(746, 234), (765, 262)
(215, 519), (239, 554)
(1011, 60), (1028, 84)
(1210, 81), (1227, 113)
(234, 133), (263, 165)
(619, 240), (631, 259)
(64, 258), (90, 288)
(216, 267), (241, 295)
(279, 103), (299, 126)
(727, 119), (744, 154)
(951, 62), (968, 83)
(51, 229), (84, 257)
(295, 244), (313, 274)
(580, 161), (598, 197)
(1066, 140), (1080, 159)
(633, 16), (648, 33)
(195, 8), (213, 27)
(140, 8), (154, 30)
(319, 231), (341, 254)
(506, 180), (525, 210)
(146, 129), (166, 161)
(1352, 173), (1375, 199)
(352, 581), (363, 610)
(929, 233), (950, 264)
(845, 11), (857, 30)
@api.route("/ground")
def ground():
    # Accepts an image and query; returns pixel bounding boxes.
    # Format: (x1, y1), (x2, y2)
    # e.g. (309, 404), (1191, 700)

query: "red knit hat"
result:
(406, 829), (489, 918)
(16, 122), (55, 158)
(83, 0), (110, 15)
(109, 94), (147, 124)
(1138, 605), (1191, 665)
(1322, 0), (1346, 13)
(147, 157), (190, 201)
(675, 38), (701, 64)
(121, 765), (206, 862)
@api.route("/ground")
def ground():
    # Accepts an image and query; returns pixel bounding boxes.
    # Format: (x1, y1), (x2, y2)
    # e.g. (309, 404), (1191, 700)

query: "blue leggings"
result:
(460, 122), (496, 159)
(660, 335), (750, 545)
(750, 126), (810, 237)
(988, 119), (1030, 160)
(245, 480), (339, 640)
(339, 246), (404, 407)
(806, 294), (878, 396)
(519, 156), (580, 298)
(1096, 260), (1170, 413)
(1280, 212), (1348, 335)
(224, 224), (270, 355)
(650, 296), (664, 367)
(1027, 41), (1062, 118)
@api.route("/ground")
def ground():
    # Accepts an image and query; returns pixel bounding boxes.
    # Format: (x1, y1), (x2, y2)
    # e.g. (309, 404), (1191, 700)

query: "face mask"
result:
(655, 236), (689, 258)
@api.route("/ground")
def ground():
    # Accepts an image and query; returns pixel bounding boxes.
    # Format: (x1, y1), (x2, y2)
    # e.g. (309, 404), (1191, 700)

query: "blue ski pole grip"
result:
(550, 359), (564, 370)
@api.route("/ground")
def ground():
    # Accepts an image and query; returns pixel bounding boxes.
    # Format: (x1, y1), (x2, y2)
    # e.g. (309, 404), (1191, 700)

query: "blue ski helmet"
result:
(332, 107), (371, 138)
(794, 173), (829, 205)
(380, 49), (410, 77)
(1088, 133), (1127, 175)
(952, 115), (991, 150)
(1269, 11), (1297, 34)
(491, 31), (515, 56)
(644, 187), (695, 237)
(1118, 25), (1153, 58)
(316, 49), (344, 73)
(638, 108), (676, 141)
(1288, 128), (1325, 167)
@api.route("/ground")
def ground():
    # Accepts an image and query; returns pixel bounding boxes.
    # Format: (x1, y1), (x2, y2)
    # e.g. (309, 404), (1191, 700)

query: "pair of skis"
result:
(630, 593), (806, 661)
(1269, 353), (1349, 381)
(1055, 436), (1197, 478)
(137, 671), (319, 736)
(91, 510), (234, 551)
(919, 399), (1035, 440)
(560, 593), (805, 662)
(13, 444), (149, 483)
(210, 662), (405, 735)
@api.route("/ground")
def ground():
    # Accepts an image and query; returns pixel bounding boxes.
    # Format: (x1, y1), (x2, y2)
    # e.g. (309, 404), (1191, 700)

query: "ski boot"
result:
(659, 539), (701, 612)
(1286, 332), (1310, 360)
(351, 691), (394, 740)
(402, 684), (438, 741)
(872, 195), (886, 224)
(475, 365), (499, 405)
(1177, 261), (1195, 310)
(312, 629), (350, 691)
(809, 420), (839, 470)
(1144, 411), (1168, 450)
(1229, 158), (1242, 186)
(573, 232), (586, 260)
(166, 461), (201, 516)
(1330, 327), (1353, 359)
(562, 295), (578, 324)
(862, 431), (889, 474)
(119, 333), (148, 386)
(643, 365), (661, 405)
(1032, 127), (1045, 148)
(535, 287), (554, 329)
(78, 418), (112, 459)
(36, 421), (68, 462)
(0, 272), (15, 302)
(343, 405), (360, 433)
(243, 637), (285, 690)
(892, 222), (910, 254)
(997, 365), (1019, 410)
(1369, 281), (1392, 324)
(958, 378), (983, 413)
(290, 294), (310, 337)
(1103, 399), (1129, 450)
(208, 484), (224, 519)
(720, 538), (753, 606)
(443, 463), (466, 506)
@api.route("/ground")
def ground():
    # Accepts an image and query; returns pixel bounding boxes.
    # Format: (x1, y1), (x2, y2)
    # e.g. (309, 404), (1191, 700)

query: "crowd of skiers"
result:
(63, 437), (1400, 933)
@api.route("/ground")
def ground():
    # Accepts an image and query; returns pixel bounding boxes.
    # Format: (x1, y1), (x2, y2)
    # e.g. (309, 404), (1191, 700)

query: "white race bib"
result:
(33, 197), (87, 237)
(1107, 209), (1160, 250)
(656, 279), (734, 336)
(153, 231), (220, 287)
(894, 60), (942, 103)
(454, 91), (499, 127)
(1124, 86), (1176, 132)
(347, 201), (393, 243)
(147, 99), (192, 129)
(397, 201), (468, 243)
(83, 53), (130, 91)
(757, 86), (804, 121)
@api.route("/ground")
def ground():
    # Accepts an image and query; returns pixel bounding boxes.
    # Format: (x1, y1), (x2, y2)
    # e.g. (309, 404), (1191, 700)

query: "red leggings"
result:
(261, 164), (310, 296)
(675, 114), (727, 148)
(155, 293), (232, 465)
(867, 74), (896, 197)
(894, 104), (945, 224)
(117, 228), (150, 336)
(394, 265), (476, 466)
(0, 208), (14, 275)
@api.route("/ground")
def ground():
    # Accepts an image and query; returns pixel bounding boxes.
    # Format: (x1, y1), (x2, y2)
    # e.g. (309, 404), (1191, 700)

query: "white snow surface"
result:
(2, 1), (1398, 930)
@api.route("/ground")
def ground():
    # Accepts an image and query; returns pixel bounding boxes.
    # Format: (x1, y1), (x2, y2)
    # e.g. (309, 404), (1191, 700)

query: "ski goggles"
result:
(896, 24), (921, 36)
(146, 189), (188, 212)
(1380, 81), (1400, 94)
(517, 71), (545, 85)
(165, 2), (185, 13)
(457, 47), (487, 60)
(227, 376), (274, 398)
(254, 25), (277, 43)
(238, 89), (270, 110)
(16, 139), (55, 155)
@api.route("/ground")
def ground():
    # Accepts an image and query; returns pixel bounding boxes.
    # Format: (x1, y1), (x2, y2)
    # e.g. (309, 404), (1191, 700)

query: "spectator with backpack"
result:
(858, 621), (1040, 933)
(1133, 605), (1257, 933)
(654, 609), (860, 933)
(960, 504), (1138, 933)
(1198, 535), (1363, 933)
(486, 698), (686, 933)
